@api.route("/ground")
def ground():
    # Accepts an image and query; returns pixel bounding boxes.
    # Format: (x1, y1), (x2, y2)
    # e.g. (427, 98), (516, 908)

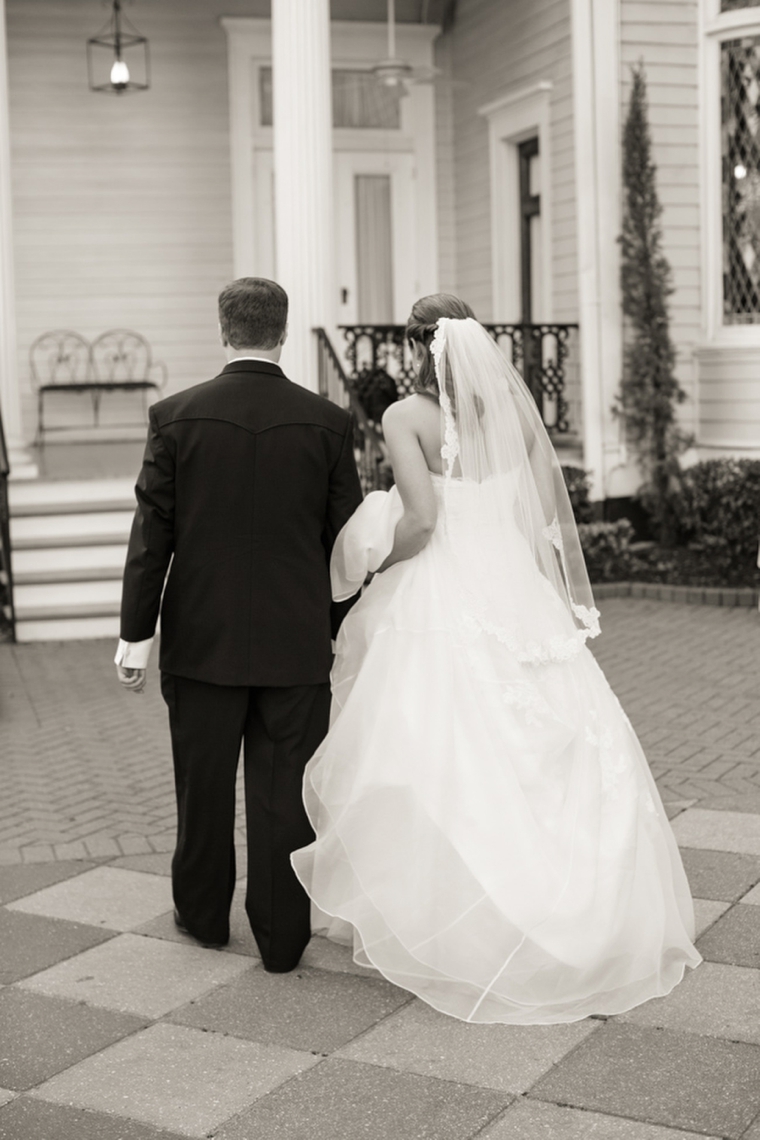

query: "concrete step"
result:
(10, 511), (134, 550)
(12, 544), (128, 585)
(9, 477), (136, 517)
(14, 579), (122, 622)
(15, 615), (122, 642)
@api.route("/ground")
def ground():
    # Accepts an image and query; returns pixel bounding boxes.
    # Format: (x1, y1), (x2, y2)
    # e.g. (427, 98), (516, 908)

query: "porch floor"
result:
(27, 440), (146, 482)
(0, 598), (759, 1138)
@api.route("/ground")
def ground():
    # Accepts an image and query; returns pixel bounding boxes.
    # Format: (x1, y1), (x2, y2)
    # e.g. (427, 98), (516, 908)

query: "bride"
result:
(291, 293), (701, 1024)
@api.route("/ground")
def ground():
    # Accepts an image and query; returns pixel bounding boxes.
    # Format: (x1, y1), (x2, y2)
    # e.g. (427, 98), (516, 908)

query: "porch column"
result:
(571, 0), (622, 500)
(0, 0), (35, 478)
(271, 0), (334, 391)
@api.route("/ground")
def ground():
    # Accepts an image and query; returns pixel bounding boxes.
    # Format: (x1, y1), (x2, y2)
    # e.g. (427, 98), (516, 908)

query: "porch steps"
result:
(8, 478), (134, 642)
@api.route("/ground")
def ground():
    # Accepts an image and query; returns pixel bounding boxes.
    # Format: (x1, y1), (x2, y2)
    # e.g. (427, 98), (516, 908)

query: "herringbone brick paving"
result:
(1, 598), (758, 863)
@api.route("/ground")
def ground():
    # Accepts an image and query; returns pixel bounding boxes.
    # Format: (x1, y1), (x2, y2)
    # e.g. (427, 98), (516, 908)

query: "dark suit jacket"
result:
(120, 360), (364, 687)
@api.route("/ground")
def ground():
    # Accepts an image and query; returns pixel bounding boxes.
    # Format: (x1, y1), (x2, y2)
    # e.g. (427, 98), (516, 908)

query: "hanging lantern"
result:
(87, 0), (150, 95)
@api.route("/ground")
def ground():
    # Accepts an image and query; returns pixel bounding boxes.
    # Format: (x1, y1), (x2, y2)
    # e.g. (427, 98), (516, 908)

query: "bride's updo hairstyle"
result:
(405, 293), (476, 395)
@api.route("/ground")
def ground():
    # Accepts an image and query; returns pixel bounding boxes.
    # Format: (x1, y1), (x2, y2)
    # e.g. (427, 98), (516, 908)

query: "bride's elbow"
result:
(411, 509), (437, 540)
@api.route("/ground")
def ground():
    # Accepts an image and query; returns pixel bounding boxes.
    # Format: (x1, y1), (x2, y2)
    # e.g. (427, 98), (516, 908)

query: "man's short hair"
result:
(218, 278), (288, 350)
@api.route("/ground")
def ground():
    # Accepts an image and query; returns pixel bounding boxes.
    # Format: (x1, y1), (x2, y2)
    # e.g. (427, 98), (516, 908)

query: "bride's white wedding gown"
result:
(291, 474), (701, 1024)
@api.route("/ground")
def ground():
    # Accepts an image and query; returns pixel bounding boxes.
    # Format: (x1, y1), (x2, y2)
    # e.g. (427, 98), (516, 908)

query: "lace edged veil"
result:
(431, 316), (600, 659)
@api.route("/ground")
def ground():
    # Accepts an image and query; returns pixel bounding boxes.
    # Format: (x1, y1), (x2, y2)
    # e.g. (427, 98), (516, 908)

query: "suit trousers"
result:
(160, 672), (330, 970)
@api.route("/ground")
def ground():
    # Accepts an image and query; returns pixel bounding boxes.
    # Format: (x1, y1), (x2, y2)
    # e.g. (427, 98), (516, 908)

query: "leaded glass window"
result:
(259, 67), (402, 130)
(722, 36), (760, 323)
(721, 1), (760, 12)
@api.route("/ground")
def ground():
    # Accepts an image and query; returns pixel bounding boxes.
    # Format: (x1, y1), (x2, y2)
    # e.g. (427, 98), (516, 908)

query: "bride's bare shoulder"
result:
(382, 393), (439, 434)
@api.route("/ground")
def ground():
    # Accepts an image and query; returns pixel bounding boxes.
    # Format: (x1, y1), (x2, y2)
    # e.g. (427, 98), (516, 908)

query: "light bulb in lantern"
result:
(735, 163), (748, 180)
(110, 58), (130, 88)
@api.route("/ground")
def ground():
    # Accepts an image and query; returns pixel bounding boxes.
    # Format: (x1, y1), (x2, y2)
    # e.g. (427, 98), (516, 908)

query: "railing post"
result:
(0, 409), (15, 641)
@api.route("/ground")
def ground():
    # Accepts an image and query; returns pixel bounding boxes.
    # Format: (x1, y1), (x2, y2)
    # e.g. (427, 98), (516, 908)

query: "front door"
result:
(334, 151), (416, 326)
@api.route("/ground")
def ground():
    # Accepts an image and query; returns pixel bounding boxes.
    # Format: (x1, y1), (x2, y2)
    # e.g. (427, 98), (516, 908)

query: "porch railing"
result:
(0, 406), (15, 642)
(314, 328), (391, 494)
(339, 323), (581, 437)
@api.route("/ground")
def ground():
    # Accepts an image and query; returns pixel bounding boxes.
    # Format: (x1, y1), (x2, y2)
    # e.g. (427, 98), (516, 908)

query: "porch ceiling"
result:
(238, 1), (452, 17)
(329, 0), (452, 21)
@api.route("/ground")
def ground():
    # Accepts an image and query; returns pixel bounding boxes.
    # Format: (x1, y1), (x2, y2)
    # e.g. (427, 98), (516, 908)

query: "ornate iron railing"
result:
(314, 328), (392, 494)
(0, 406), (15, 642)
(339, 322), (581, 437)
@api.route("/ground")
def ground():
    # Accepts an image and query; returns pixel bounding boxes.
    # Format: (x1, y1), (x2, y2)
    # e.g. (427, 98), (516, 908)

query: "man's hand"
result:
(116, 664), (147, 693)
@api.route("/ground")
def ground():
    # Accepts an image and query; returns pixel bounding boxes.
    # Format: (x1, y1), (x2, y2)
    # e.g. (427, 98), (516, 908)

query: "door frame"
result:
(221, 18), (439, 309)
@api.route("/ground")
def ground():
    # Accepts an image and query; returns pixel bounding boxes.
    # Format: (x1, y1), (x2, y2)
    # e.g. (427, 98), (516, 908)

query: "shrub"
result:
(561, 465), (595, 524)
(577, 520), (637, 583)
(673, 458), (760, 575)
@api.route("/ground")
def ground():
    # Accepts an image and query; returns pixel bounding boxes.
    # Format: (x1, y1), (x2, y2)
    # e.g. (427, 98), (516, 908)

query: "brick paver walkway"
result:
(1, 598), (758, 863)
(1, 599), (759, 1140)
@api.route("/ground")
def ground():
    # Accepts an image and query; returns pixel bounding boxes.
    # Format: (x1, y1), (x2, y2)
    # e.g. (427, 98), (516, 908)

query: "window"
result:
(259, 67), (402, 130)
(721, 0), (760, 12)
(721, 35), (760, 322)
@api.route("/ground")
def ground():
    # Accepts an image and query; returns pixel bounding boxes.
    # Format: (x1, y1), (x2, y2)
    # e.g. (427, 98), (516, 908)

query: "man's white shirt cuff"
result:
(115, 637), (154, 669)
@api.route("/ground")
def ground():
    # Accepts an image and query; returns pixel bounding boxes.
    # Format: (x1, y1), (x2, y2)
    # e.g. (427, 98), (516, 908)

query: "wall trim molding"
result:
(479, 81), (553, 323)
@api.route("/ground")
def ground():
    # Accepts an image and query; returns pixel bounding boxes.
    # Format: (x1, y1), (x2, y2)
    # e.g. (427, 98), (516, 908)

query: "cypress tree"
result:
(618, 63), (690, 544)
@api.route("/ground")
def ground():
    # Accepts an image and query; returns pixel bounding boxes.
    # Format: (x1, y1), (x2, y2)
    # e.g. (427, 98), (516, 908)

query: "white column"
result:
(271, 0), (334, 392)
(0, 0), (35, 478)
(571, 0), (623, 500)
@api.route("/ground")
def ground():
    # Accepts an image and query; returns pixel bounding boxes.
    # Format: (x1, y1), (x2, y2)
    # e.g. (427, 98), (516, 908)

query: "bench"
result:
(30, 329), (168, 442)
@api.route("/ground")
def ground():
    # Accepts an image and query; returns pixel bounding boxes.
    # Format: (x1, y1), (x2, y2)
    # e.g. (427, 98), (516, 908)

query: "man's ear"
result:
(218, 322), (229, 348)
(280, 322), (289, 346)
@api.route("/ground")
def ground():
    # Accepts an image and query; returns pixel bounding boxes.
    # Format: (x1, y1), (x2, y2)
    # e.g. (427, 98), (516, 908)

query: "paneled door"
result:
(335, 151), (416, 326)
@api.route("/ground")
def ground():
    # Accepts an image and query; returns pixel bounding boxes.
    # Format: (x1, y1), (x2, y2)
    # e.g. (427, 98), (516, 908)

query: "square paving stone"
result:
(0, 1097), (188, 1140)
(0, 861), (95, 905)
(671, 809), (760, 855)
(301, 934), (382, 977)
(109, 852), (173, 876)
(479, 1098), (721, 1139)
(618, 962), (760, 1044)
(696, 903), (760, 967)
(528, 1022), (760, 1138)
(742, 1110), (760, 1139)
(170, 964), (410, 1053)
(137, 888), (260, 959)
(337, 999), (600, 1093)
(744, 881), (760, 905)
(214, 1055), (511, 1140)
(18, 932), (254, 1018)
(693, 898), (730, 938)
(32, 1022), (318, 1138)
(680, 847), (760, 902)
(0, 908), (114, 984)
(0, 987), (147, 1091)
(7, 867), (172, 931)
(694, 793), (760, 816)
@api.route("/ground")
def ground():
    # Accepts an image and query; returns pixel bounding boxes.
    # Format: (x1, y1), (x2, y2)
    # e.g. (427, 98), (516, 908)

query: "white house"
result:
(0, 0), (758, 638)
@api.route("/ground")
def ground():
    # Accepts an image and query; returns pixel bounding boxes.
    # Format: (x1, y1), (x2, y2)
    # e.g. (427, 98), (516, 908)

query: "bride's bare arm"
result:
(375, 400), (438, 572)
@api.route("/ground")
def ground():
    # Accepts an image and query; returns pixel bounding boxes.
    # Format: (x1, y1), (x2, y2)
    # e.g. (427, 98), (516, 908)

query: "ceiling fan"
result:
(371, 0), (441, 92)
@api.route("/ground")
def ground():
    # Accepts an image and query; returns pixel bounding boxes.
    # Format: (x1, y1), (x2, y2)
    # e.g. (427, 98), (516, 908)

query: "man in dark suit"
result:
(115, 277), (363, 971)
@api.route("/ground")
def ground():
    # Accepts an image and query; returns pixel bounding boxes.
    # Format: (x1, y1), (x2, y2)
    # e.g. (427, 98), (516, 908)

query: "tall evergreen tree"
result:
(618, 64), (690, 544)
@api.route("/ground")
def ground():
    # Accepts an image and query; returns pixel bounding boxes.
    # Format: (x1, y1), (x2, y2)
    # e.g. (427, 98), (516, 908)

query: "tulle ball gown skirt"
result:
(291, 493), (701, 1024)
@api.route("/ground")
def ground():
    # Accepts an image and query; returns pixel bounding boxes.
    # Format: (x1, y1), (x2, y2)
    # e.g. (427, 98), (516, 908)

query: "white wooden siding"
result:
(6, 0), (258, 441)
(620, 0), (701, 440)
(439, 0), (576, 322)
